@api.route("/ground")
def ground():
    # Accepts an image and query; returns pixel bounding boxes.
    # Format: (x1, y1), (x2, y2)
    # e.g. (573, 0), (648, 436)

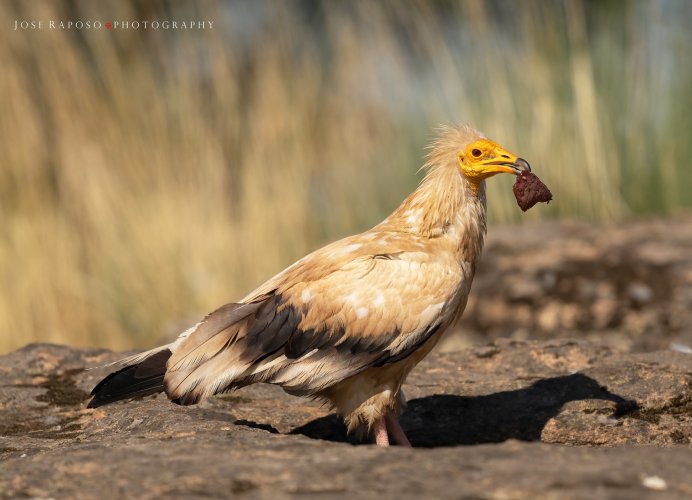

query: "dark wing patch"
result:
(372, 323), (441, 366)
(285, 326), (343, 359)
(280, 304), (439, 367)
(238, 294), (302, 363)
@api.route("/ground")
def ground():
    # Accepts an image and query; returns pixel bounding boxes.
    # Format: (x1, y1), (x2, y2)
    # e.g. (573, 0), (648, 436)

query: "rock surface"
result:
(451, 215), (692, 353)
(1, 341), (690, 498)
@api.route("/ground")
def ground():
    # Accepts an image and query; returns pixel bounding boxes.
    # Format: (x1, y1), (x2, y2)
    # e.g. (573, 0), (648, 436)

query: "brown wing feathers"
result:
(167, 300), (265, 371)
(168, 294), (445, 402)
(89, 225), (460, 408)
(89, 282), (444, 407)
(164, 291), (389, 404)
(88, 301), (265, 407)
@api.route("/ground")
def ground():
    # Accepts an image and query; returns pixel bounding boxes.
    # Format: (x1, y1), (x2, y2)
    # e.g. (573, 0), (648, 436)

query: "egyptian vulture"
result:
(89, 125), (536, 447)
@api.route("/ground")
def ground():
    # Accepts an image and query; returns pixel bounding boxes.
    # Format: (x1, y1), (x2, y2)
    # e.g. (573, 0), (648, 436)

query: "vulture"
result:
(89, 125), (535, 447)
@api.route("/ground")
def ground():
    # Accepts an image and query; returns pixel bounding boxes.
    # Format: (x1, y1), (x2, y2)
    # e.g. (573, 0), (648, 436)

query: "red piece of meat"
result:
(513, 171), (553, 211)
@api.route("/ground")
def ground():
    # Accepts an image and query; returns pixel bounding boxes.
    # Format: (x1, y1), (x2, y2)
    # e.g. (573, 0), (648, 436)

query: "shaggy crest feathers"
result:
(422, 124), (486, 173)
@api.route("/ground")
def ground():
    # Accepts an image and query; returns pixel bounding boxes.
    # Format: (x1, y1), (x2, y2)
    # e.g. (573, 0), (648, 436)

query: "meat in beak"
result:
(512, 158), (532, 175)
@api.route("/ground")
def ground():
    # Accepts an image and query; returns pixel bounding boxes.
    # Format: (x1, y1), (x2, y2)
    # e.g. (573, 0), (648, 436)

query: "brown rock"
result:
(452, 215), (692, 353)
(1, 341), (690, 498)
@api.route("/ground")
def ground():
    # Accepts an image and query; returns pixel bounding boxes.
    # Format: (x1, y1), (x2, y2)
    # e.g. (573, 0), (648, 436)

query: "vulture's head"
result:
(457, 138), (531, 184)
(426, 125), (532, 188)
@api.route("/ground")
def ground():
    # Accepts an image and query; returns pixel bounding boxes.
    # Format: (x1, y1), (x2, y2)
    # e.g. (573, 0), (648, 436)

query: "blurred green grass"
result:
(1, 0), (691, 352)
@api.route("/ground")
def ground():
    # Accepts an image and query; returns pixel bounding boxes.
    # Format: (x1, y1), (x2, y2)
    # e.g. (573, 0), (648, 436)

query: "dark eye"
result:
(471, 148), (482, 158)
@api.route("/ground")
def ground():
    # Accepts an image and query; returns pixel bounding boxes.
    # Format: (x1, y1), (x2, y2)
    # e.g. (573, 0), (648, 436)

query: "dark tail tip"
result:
(88, 349), (172, 408)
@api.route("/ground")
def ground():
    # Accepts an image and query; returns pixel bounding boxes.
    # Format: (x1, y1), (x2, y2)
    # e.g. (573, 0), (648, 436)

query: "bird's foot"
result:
(373, 416), (390, 446)
(373, 414), (411, 447)
(385, 413), (412, 447)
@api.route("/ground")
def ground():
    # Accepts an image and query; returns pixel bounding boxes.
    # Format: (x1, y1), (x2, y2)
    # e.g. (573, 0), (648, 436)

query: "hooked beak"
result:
(484, 157), (532, 176)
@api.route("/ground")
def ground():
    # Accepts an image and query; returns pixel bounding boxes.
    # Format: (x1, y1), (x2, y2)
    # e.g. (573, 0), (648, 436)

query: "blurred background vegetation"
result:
(1, 0), (691, 353)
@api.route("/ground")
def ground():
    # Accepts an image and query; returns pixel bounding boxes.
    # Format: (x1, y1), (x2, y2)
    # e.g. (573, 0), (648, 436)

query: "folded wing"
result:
(163, 234), (459, 404)
(89, 233), (461, 408)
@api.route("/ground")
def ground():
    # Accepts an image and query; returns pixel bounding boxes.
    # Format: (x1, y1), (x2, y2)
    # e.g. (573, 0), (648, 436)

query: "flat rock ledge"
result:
(0, 341), (690, 499)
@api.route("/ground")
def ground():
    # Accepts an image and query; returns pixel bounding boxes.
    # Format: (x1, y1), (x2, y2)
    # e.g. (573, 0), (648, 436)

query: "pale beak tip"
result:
(514, 158), (531, 174)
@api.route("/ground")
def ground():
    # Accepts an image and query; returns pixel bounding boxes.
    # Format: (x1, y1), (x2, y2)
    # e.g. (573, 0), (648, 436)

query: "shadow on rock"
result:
(292, 373), (637, 447)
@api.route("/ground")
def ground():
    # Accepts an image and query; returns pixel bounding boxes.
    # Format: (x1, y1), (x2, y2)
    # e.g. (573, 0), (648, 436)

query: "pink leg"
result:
(385, 414), (412, 447)
(373, 417), (390, 447)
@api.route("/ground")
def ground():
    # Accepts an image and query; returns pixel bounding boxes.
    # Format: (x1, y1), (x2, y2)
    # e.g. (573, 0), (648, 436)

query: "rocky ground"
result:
(448, 215), (692, 354)
(2, 216), (692, 499)
(1, 340), (690, 499)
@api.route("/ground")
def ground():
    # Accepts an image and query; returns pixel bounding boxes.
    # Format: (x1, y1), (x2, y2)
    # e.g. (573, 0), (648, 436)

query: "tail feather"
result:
(88, 349), (172, 408)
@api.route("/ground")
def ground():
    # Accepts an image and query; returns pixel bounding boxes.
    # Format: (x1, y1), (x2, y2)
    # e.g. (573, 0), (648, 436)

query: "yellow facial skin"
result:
(457, 139), (521, 184)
